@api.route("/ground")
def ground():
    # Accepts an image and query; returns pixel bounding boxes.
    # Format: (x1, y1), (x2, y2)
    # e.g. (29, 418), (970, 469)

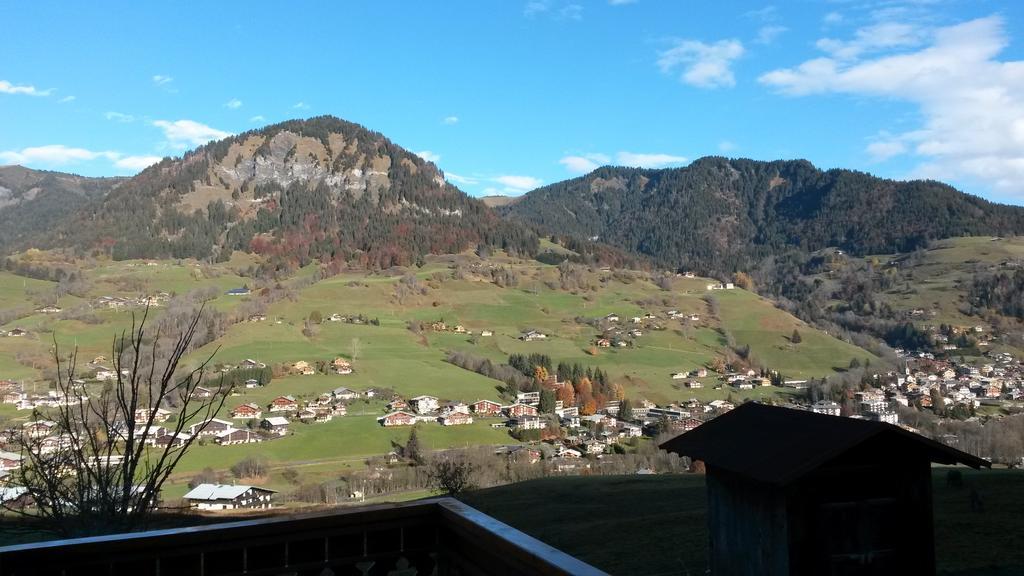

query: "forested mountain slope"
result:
(500, 158), (1024, 274)
(29, 116), (539, 268)
(0, 166), (124, 254)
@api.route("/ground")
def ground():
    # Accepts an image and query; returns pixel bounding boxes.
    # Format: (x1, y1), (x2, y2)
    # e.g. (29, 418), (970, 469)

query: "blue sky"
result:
(2, 1), (1023, 204)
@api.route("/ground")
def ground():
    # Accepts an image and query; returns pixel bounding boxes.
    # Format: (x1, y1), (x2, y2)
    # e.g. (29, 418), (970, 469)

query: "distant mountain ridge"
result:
(26, 116), (539, 267)
(8, 125), (1024, 275)
(0, 166), (125, 254)
(499, 157), (1024, 273)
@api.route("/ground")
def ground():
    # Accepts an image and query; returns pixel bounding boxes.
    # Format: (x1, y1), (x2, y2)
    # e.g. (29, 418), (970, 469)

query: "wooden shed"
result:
(660, 402), (989, 576)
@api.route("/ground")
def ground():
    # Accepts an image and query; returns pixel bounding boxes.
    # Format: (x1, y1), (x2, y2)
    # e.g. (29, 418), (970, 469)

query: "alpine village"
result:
(1, 3), (1024, 575)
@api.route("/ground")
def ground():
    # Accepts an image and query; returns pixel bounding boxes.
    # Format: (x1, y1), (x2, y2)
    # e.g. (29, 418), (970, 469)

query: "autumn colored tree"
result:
(612, 382), (625, 401)
(575, 376), (592, 397)
(733, 271), (754, 290)
(557, 383), (576, 407)
(533, 365), (549, 383)
(580, 397), (597, 416)
(710, 357), (726, 373)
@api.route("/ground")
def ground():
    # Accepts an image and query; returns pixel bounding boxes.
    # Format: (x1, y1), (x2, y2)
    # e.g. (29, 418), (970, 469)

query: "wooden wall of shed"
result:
(706, 467), (790, 576)
(785, 439), (936, 576)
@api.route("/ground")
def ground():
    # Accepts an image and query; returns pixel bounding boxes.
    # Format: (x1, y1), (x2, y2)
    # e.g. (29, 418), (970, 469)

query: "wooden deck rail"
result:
(0, 498), (607, 576)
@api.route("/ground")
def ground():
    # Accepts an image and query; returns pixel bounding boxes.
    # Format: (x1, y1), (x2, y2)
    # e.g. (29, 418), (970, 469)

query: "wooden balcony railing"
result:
(0, 498), (606, 576)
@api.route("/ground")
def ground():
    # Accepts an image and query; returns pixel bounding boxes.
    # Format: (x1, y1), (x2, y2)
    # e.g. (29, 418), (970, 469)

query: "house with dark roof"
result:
(183, 484), (275, 510)
(660, 402), (989, 576)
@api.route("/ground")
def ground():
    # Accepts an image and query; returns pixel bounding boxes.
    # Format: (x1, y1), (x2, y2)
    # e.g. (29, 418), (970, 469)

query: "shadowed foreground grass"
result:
(460, 469), (1024, 576)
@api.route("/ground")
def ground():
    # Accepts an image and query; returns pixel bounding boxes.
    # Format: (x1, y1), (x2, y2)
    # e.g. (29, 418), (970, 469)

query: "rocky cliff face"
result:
(26, 116), (538, 266)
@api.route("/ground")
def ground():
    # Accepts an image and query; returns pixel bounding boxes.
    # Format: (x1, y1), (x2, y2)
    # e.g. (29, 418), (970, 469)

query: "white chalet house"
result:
(409, 395), (439, 414)
(183, 484), (275, 510)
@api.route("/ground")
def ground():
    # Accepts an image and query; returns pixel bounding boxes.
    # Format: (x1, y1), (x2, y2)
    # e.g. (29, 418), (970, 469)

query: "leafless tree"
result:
(5, 307), (230, 536)
(428, 454), (477, 496)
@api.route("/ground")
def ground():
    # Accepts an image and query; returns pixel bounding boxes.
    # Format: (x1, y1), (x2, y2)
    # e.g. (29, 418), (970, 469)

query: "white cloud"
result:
(105, 111), (135, 123)
(152, 74), (173, 86)
(823, 11), (843, 26)
(445, 172), (479, 186)
(225, 98), (242, 109)
(493, 175), (543, 194)
(113, 155), (162, 171)
(616, 151), (688, 168)
(0, 145), (117, 165)
(866, 138), (907, 161)
(416, 150), (441, 163)
(559, 4), (583, 20)
(559, 153), (610, 174)
(760, 16), (1024, 196)
(59, 95), (76, 103)
(442, 115), (459, 125)
(815, 22), (924, 60)
(152, 119), (232, 149)
(756, 25), (788, 45)
(658, 39), (744, 88)
(0, 145), (158, 173)
(744, 6), (778, 22)
(718, 140), (738, 153)
(249, 115), (266, 123)
(0, 80), (51, 96)
(292, 101), (310, 110)
(524, 1), (549, 17)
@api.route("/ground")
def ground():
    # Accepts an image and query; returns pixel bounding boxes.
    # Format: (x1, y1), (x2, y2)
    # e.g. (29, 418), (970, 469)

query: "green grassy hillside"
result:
(0, 250), (876, 489)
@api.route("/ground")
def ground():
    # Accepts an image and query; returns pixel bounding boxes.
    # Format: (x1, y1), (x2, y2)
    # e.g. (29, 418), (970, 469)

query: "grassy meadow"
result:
(0, 249), (877, 489)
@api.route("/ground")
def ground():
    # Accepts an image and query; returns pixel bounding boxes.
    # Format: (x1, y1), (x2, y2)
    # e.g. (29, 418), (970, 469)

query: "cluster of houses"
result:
(93, 292), (171, 310)
(518, 330), (546, 341)
(425, 319), (492, 337)
(1, 379), (89, 411)
(1, 328), (29, 338)
(792, 351), (1024, 431)
(879, 352), (1021, 410)
(376, 388), (732, 458)
(223, 384), (365, 444)
(217, 356), (353, 382)
(809, 390), (900, 426)
(593, 310), (702, 349)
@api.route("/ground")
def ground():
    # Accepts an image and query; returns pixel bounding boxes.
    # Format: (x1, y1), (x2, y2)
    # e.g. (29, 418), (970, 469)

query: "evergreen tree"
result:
(619, 398), (634, 422)
(539, 389), (556, 414)
(404, 427), (425, 466)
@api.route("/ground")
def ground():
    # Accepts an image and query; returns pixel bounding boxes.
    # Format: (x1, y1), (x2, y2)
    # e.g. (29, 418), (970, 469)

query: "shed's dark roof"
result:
(659, 402), (989, 486)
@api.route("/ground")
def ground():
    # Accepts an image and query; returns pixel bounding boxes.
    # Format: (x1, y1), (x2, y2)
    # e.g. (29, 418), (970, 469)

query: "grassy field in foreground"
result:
(459, 469), (1024, 576)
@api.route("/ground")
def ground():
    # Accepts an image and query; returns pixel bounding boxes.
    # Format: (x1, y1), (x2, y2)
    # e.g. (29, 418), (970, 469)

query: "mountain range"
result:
(499, 159), (1024, 273)
(3, 116), (1024, 275)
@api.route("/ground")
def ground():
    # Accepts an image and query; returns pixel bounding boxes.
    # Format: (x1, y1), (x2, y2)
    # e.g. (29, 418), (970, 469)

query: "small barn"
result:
(660, 402), (989, 576)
